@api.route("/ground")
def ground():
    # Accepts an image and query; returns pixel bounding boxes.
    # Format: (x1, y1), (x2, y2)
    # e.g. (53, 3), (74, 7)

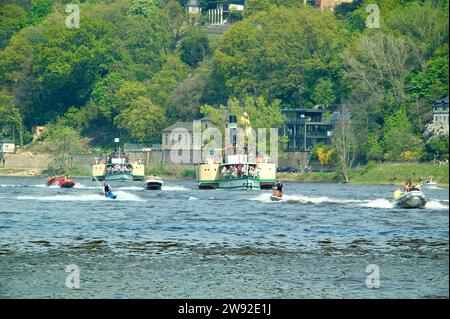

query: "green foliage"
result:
(145, 164), (171, 176)
(382, 108), (422, 161)
(0, 4), (26, 49)
(213, 6), (349, 108)
(0, 0), (447, 164)
(147, 55), (191, 114)
(425, 135), (449, 160)
(311, 78), (336, 107)
(21, 0), (54, 28)
(0, 90), (24, 145)
(180, 167), (196, 178)
(365, 133), (384, 161)
(91, 72), (127, 120)
(180, 27), (210, 67)
(128, 0), (159, 17)
(43, 124), (85, 174)
(115, 96), (166, 143)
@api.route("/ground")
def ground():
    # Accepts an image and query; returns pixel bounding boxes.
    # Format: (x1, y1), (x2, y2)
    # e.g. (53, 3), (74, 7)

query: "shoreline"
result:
(1, 163), (448, 189)
(1, 171), (448, 189)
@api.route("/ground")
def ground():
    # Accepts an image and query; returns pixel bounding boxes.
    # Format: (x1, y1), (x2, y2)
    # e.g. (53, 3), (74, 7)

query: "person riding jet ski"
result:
(273, 182), (283, 198)
(103, 182), (116, 199)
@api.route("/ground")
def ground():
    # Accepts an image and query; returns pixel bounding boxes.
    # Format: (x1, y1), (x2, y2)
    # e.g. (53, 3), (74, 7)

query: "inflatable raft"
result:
(391, 190), (428, 209)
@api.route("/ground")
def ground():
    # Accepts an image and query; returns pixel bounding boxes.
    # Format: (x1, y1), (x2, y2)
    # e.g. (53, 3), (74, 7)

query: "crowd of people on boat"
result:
(106, 164), (133, 175)
(221, 164), (260, 179)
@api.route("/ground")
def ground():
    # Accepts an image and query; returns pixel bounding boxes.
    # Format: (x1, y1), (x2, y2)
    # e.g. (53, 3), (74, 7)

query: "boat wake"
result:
(17, 191), (144, 202)
(116, 186), (143, 191)
(425, 200), (449, 210)
(248, 193), (448, 210)
(163, 186), (190, 191)
(73, 184), (98, 189)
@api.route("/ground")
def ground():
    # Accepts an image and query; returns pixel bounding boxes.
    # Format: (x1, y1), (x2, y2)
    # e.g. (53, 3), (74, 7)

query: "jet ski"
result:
(271, 190), (283, 201)
(105, 192), (117, 200)
(391, 190), (428, 209)
(144, 176), (163, 190)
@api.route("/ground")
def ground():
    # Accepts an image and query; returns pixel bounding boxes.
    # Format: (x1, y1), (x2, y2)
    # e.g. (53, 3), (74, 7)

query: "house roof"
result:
(162, 122), (194, 133)
(330, 112), (352, 122)
(432, 96), (449, 108)
(281, 108), (325, 114)
(0, 139), (15, 144)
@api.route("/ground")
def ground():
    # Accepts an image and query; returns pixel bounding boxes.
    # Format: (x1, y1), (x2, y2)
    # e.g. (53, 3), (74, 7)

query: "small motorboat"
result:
(391, 190), (428, 209)
(46, 177), (59, 186)
(422, 178), (438, 189)
(46, 177), (76, 188)
(59, 178), (76, 188)
(144, 176), (163, 190)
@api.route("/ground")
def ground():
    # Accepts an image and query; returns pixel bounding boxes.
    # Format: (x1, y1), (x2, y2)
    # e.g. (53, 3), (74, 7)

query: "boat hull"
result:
(270, 195), (282, 201)
(144, 181), (163, 190)
(59, 181), (75, 188)
(218, 178), (260, 190)
(392, 191), (428, 209)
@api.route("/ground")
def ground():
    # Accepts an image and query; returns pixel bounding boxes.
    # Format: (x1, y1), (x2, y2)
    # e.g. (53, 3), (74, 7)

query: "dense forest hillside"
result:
(0, 0), (448, 163)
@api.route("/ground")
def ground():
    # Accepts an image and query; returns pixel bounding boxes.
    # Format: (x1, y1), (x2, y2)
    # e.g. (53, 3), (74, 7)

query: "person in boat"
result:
(403, 181), (412, 192)
(103, 182), (112, 197)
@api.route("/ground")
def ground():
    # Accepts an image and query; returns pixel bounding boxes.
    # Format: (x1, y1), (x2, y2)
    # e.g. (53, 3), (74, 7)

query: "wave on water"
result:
(74, 184), (99, 189)
(425, 200), (449, 210)
(116, 186), (143, 191)
(359, 198), (393, 209)
(163, 186), (190, 191)
(249, 192), (448, 210)
(188, 196), (198, 201)
(248, 193), (363, 205)
(17, 190), (144, 202)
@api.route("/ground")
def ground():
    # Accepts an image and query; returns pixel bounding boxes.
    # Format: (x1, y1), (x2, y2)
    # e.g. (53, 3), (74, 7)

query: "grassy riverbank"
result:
(279, 163), (449, 187)
(351, 163), (449, 186)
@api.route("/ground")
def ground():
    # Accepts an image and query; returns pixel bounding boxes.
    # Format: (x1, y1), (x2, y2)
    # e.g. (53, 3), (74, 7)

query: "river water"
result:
(0, 177), (448, 298)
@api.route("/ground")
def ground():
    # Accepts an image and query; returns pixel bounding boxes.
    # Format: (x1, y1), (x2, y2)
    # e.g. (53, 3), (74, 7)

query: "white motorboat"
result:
(144, 176), (163, 190)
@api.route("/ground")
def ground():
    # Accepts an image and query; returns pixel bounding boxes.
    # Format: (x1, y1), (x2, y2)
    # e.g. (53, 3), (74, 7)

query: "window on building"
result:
(171, 135), (174, 145)
(164, 134), (168, 145)
(178, 134), (182, 142)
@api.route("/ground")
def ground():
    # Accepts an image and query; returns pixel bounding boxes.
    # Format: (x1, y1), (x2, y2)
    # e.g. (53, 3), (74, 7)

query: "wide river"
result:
(0, 177), (448, 298)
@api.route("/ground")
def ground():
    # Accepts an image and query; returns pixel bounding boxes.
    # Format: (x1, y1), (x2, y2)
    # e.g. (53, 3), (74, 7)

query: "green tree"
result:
(21, 0), (54, 28)
(147, 55), (191, 114)
(311, 78), (336, 107)
(383, 108), (422, 161)
(44, 124), (85, 174)
(179, 27), (210, 67)
(91, 72), (127, 120)
(425, 135), (449, 160)
(365, 132), (384, 161)
(115, 97), (166, 143)
(0, 4), (26, 49)
(213, 6), (349, 108)
(0, 90), (24, 146)
(332, 118), (356, 183)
